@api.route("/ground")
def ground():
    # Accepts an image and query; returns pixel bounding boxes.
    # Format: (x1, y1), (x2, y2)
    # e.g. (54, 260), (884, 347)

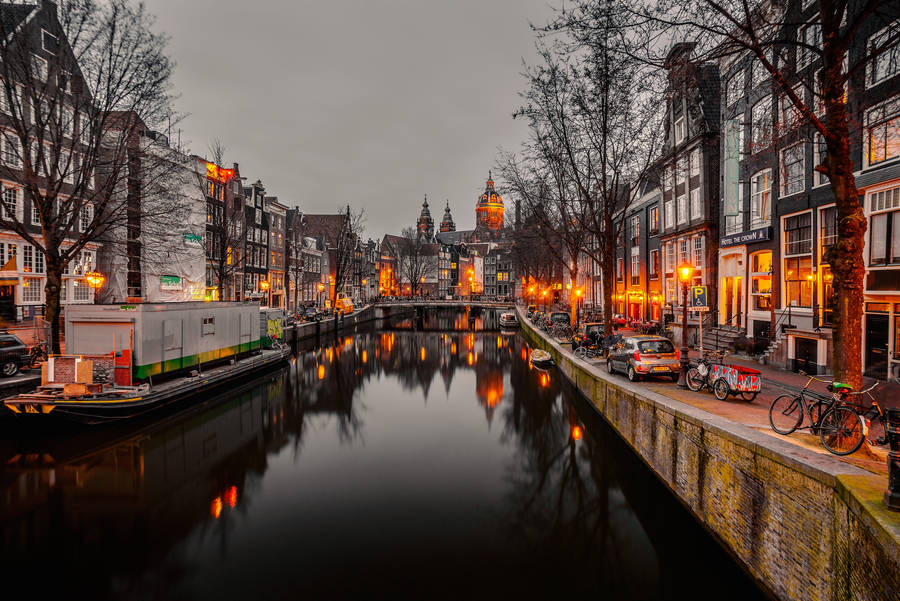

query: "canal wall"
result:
(290, 305), (379, 344)
(518, 310), (900, 601)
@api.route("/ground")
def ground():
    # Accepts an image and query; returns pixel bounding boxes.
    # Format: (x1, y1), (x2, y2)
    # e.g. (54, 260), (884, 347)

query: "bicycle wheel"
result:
(740, 391), (758, 402)
(769, 394), (803, 435)
(574, 347), (587, 360)
(819, 406), (865, 456)
(685, 368), (704, 392)
(712, 378), (730, 401)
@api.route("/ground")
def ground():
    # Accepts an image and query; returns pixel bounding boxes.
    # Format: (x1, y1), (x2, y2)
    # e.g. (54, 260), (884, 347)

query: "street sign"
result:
(690, 285), (709, 311)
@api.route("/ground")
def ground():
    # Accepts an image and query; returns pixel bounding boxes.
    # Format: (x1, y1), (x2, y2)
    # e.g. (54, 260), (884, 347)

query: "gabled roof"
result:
(0, 3), (37, 43)
(302, 214), (347, 248)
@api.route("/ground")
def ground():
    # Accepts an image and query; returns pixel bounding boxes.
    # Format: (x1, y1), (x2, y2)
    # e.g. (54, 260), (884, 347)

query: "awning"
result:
(0, 256), (16, 272)
(0, 278), (18, 285)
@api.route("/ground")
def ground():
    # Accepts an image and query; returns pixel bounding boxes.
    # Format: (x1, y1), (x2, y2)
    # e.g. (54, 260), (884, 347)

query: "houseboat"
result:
(3, 301), (291, 424)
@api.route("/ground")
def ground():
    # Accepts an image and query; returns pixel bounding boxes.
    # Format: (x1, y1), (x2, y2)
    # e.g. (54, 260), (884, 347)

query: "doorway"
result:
(0, 282), (14, 322)
(723, 276), (742, 328)
(793, 337), (818, 374)
(865, 314), (889, 379)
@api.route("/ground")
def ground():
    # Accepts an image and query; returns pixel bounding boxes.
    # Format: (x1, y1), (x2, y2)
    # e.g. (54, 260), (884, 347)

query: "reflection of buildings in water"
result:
(0, 378), (286, 563)
(475, 365), (504, 426)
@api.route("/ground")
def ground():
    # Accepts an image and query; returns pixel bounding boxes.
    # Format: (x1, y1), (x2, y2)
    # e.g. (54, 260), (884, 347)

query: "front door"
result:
(0, 282), (14, 322)
(794, 337), (818, 374)
(865, 314), (889, 379)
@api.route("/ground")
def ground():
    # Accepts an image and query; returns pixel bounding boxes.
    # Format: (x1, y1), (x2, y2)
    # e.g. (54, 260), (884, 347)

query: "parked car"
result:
(304, 307), (321, 321)
(548, 311), (571, 327)
(571, 322), (605, 351)
(0, 332), (30, 377)
(606, 335), (680, 382)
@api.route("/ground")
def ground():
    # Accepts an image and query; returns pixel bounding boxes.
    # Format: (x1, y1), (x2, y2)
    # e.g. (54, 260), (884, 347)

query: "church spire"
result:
(440, 200), (456, 233)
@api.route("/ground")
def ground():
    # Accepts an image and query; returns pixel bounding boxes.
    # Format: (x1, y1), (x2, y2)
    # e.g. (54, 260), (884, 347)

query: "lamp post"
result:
(317, 282), (325, 309)
(676, 262), (695, 388)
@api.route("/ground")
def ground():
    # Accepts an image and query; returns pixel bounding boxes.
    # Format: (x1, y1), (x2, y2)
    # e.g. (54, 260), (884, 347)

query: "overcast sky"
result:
(153, 0), (556, 239)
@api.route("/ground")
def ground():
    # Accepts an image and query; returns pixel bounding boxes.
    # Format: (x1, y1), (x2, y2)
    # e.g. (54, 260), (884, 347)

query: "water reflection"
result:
(0, 310), (765, 600)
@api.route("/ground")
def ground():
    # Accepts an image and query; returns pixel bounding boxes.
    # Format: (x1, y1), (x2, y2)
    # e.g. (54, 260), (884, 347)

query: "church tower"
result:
(417, 194), (434, 240)
(475, 171), (504, 233)
(439, 200), (456, 233)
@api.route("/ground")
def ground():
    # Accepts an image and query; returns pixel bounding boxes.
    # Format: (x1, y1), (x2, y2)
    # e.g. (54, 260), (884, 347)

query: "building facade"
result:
(242, 180), (269, 301)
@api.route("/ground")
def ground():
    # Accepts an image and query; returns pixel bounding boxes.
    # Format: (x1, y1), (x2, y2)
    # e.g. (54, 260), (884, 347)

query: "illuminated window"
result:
(865, 96), (899, 167)
(869, 185), (900, 265)
(22, 277), (42, 302)
(784, 257), (812, 307)
(649, 249), (659, 280)
(750, 251), (772, 310)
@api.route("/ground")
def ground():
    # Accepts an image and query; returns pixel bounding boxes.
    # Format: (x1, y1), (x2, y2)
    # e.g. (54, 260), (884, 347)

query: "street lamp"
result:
(317, 282), (325, 309)
(676, 261), (695, 388)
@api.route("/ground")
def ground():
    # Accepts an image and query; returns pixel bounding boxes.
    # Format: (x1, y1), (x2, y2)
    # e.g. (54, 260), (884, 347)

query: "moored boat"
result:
(499, 312), (519, 328)
(3, 301), (291, 424)
(530, 348), (554, 369)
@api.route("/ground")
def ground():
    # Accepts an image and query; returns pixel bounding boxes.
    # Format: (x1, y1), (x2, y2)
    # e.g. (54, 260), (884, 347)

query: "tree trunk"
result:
(822, 60), (865, 389)
(44, 263), (63, 354)
(601, 255), (615, 337)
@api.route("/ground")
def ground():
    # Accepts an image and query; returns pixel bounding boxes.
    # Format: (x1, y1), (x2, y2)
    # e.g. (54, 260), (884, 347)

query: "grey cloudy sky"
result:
(152, 0), (556, 239)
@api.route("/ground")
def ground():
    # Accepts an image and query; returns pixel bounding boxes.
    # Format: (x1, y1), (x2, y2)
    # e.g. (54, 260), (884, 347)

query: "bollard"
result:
(886, 407), (900, 511)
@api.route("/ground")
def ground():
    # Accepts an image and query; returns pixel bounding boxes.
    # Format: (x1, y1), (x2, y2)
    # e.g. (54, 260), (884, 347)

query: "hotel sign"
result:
(720, 226), (771, 248)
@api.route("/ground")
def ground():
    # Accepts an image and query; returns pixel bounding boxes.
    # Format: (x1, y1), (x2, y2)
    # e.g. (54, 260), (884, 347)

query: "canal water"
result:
(0, 308), (766, 600)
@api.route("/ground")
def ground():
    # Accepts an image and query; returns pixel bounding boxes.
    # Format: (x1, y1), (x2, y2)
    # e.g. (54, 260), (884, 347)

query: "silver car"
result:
(607, 335), (680, 382)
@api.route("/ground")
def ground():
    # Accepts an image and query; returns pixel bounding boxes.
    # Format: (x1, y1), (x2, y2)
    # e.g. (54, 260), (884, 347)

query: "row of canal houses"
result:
(0, 1), (375, 323)
(611, 1), (900, 379)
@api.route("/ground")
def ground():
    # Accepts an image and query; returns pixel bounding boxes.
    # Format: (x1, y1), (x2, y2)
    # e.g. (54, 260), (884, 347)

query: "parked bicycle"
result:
(28, 342), (48, 369)
(574, 342), (601, 360)
(840, 382), (886, 447)
(768, 372), (866, 456)
(685, 350), (729, 397)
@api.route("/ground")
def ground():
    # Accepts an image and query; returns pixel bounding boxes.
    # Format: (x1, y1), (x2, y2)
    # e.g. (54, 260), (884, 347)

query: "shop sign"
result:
(160, 275), (182, 291)
(720, 226), (770, 248)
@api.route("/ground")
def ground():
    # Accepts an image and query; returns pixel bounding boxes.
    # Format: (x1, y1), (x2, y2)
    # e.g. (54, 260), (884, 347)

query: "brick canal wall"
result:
(291, 305), (377, 343)
(519, 311), (900, 601)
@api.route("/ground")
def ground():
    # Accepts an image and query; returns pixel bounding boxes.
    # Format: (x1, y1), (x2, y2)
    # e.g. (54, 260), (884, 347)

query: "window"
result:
(813, 133), (829, 186)
(22, 277), (41, 303)
(61, 107), (73, 137)
(751, 95), (772, 151)
(868, 19), (900, 87)
(784, 212), (812, 256)
(677, 190), (687, 224)
(616, 257), (623, 281)
(690, 188), (701, 220)
(725, 68), (745, 107)
(32, 199), (40, 224)
(664, 197), (674, 229)
(750, 169), (772, 227)
(797, 20), (822, 69)
(820, 205), (837, 254)
(30, 55), (47, 82)
(72, 280), (91, 301)
(58, 71), (70, 94)
(2, 186), (18, 220)
(665, 242), (675, 274)
(865, 96), (899, 166)
(692, 236), (704, 268)
(869, 185), (900, 265)
(674, 116), (685, 144)
(649, 206), (659, 234)
(3, 135), (20, 167)
(784, 257), (812, 307)
(750, 55), (769, 88)
(750, 252), (773, 311)
(780, 143), (805, 196)
(255, 208), (262, 224)
(631, 251), (640, 286)
(34, 248), (44, 274)
(690, 148), (700, 177)
(630, 215), (640, 247)
(202, 316), (216, 335)
(41, 30), (59, 54)
(22, 245), (33, 272)
(779, 86), (803, 131)
(80, 203), (92, 231)
(649, 249), (659, 280)
(678, 238), (689, 264)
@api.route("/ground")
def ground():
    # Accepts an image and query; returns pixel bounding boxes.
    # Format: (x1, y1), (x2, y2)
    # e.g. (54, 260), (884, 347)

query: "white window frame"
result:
(692, 235), (705, 268)
(690, 147), (700, 177)
(674, 116), (685, 144)
(750, 169), (772, 228)
(22, 277), (42, 303)
(30, 54), (47, 82)
(690, 188), (701, 220)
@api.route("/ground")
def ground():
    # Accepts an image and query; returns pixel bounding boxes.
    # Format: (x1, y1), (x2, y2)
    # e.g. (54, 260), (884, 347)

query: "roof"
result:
(303, 214), (347, 248)
(0, 3), (36, 42)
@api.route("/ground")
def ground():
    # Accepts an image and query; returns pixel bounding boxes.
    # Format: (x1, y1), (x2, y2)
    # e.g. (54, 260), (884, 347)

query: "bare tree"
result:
(0, 0), (175, 351)
(594, 0), (899, 387)
(201, 139), (245, 302)
(328, 205), (364, 304)
(500, 9), (663, 334)
(396, 226), (437, 297)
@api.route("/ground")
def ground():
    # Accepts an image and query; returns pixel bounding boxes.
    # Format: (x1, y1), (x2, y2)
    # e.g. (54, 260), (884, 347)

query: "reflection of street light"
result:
(676, 262), (695, 388)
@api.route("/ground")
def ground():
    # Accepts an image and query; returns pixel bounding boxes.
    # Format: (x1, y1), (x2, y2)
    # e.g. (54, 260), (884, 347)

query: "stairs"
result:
(758, 329), (788, 366)
(698, 324), (745, 353)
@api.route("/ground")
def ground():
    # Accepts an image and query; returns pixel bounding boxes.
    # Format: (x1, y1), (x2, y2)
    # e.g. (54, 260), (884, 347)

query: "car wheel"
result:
(627, 364), (640, 382)
(1, 361), (18, 377)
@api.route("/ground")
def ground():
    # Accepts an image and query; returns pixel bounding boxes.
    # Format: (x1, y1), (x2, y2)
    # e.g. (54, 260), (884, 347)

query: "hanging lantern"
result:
(84, 270), (105, 288)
